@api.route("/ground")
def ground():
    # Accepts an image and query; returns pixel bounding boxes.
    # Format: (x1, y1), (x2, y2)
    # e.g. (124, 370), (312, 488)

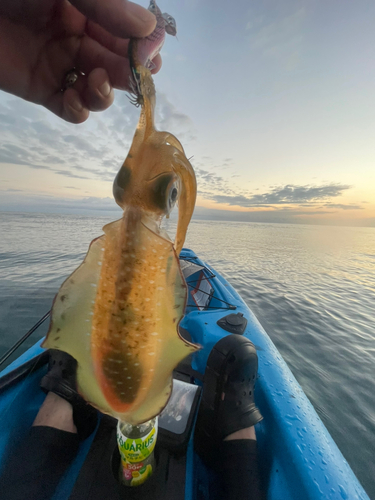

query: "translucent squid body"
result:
(43, 66), (199, 424)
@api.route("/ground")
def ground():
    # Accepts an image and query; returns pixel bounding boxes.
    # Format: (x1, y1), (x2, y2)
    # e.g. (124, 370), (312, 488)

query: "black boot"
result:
(40, 349), (98, 440)
(194, 335), (263, 463)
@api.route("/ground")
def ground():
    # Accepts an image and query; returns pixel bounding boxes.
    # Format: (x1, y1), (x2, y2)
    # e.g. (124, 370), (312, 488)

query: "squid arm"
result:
(172, 150), (197, 255)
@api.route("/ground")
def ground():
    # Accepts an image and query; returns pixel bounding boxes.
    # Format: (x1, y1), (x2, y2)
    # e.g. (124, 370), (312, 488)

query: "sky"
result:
(1, 0), (375, 226)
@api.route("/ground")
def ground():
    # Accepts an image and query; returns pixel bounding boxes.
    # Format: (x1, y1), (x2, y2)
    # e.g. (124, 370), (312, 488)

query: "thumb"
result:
(69, 0), (156, 39)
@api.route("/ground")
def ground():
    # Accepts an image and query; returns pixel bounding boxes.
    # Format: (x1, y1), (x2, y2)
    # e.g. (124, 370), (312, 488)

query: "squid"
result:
(42, 65), (199, 424)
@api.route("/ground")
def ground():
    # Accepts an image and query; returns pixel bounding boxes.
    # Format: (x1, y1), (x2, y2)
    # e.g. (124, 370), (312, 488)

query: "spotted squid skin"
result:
(42, 45), (198, 426)
(114, 66), (196, 256)
(92, 210), (143, 410)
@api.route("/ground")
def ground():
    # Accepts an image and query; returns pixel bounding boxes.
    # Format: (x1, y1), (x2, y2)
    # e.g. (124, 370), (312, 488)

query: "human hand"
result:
(0, 0), (162, 123)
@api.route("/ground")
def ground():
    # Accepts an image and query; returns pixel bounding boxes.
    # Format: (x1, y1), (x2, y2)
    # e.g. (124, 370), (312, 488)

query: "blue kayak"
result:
(0, 248), (370, 499)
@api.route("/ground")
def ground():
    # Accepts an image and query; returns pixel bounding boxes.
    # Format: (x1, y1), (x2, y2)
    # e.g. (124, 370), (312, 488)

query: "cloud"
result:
(53, 169), (90, 180)
(0, 91), (195, 183)
(0, 144), (33, 165)
(154, 92), (196, 141)
(0, 190), (122, 216)
(0, 94), (364, 223)
(193, 161), (244, 201)
(1, 189), (372, 227)
(192, 173), (358, 215)
(324, 203), (363, 210)
(207, 183), (353, 208)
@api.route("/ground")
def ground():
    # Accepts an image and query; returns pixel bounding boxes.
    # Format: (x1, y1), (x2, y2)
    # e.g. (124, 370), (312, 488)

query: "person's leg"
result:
(39, 349), (97, 440)
(1, 350), (97, 500)
(213, 426), (265, 500)
(194, 335), (266, 500)
(33, 392), (77, 433)
(0, 393), (79, 500)
(224, 427), (256, 441)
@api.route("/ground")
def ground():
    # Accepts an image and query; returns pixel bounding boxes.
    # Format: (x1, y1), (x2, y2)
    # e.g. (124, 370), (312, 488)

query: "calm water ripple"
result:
(0, 212), (374, 498)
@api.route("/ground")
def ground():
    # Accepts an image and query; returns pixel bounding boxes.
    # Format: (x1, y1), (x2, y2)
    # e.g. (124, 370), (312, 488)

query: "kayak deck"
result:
(0, 248), (370, 499)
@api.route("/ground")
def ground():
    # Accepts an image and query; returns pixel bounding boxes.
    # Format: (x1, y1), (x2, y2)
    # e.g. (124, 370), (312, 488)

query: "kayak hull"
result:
(0, 248), (369, 500)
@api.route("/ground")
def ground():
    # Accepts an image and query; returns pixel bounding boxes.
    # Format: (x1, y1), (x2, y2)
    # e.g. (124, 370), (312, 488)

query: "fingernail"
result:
(99, 81), (111, 97)
(69, 96), (83, 112)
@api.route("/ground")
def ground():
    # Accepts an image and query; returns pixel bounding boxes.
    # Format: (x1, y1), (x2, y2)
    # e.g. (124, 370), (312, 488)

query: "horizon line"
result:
(0, 208), (374, 230)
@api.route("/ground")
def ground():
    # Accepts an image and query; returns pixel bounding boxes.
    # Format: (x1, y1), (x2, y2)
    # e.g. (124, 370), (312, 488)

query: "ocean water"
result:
(0, 212), (374, 498)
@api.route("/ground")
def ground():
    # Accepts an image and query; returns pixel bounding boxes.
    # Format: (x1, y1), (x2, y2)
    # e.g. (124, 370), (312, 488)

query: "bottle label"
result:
(121, 462), (153, 486)
(117, 424), (158, 464)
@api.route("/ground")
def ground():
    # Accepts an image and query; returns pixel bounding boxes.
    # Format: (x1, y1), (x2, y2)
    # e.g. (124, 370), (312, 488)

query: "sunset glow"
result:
(1, 0), (374, 226)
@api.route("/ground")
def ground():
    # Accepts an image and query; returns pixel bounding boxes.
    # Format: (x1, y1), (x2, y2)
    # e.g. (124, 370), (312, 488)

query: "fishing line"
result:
(0, 312), (50, 418)
(186, 275), (216, 285)
(186, 285), (236, 310)
(180, 257), (236, 309)
(186, 283), (236, 310)
(0, 311), (50, 368)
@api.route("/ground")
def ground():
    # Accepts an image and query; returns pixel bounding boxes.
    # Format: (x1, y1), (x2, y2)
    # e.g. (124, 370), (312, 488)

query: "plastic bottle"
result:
(116, 417), (158, 487)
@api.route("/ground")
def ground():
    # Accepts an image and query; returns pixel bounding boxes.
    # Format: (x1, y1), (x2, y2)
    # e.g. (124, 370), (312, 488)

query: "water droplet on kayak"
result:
(339, 485), (348, 499)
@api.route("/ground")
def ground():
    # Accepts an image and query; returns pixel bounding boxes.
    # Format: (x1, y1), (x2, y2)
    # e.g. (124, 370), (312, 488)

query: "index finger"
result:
(70, 0), (156, 39)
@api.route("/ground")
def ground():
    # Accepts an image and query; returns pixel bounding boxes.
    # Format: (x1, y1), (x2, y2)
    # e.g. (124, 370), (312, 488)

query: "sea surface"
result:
(0, 212), (374, 498)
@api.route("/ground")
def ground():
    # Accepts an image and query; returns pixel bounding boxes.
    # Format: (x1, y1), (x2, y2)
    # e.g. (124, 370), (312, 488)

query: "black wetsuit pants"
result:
(0, 427), (265, 500)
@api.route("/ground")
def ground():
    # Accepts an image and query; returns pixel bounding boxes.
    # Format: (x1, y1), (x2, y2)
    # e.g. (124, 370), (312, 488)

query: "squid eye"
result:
(152, 174), (179, 214)
(168, 182), (179, 211)
(113, 165), (131, 207)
